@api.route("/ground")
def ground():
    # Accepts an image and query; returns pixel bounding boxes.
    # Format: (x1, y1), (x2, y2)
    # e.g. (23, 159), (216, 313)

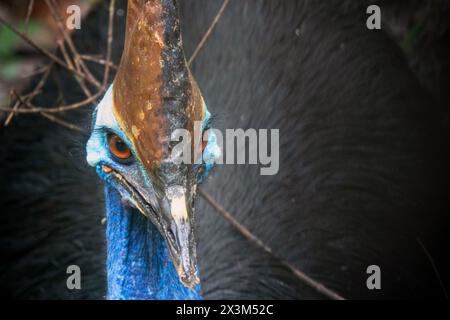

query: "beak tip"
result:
(181, 273), (200, 289)
(176, 264), (200, 289)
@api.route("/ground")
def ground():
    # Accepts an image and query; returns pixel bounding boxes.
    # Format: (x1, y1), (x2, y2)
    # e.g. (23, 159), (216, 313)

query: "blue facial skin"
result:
(86, 88), (218, 300)
(103, 179), (202, 300)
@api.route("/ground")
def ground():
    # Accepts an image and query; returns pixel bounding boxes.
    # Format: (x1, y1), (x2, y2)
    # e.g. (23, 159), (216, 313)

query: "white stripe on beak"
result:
(167, 185), (188, 221)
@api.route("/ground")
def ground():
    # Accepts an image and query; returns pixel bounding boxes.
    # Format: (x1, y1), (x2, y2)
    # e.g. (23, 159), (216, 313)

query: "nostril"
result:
(167, 229), (177, 247)
(102, 165), (113, 174)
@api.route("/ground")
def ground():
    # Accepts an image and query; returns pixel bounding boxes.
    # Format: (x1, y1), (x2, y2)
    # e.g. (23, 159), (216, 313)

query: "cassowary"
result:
(0, 0), (449, 299)
(85, 0), (214, 299)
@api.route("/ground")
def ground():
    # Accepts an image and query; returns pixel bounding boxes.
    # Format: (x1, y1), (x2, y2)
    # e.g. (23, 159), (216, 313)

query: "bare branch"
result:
(198, 187), (346, 300)
(3, 65), (52, 126)
(102, 0), (116, 89)
(80, 54), (118, 70)
(13, 91), (85, 133)
(44, 0), (101, 89)
(0, 0), (118, 126)
(19, 65), (49, 79)
(4, 98), (21, 127)
(0, 90), (102, 114)
(58, 40), (93, 98)
(25, 0), (35, 30)
(417, 237), (448, 299)
(39, 111), (86, 133)
(188, 0), (230, 66)
(0, 15), (97, 87)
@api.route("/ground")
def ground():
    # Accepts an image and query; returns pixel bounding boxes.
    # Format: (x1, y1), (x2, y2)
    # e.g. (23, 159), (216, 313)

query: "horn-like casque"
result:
(113, 0), (203, 175)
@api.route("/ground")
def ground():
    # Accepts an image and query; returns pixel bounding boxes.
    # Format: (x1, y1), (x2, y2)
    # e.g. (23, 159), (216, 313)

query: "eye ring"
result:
(107, 133), (133, 163)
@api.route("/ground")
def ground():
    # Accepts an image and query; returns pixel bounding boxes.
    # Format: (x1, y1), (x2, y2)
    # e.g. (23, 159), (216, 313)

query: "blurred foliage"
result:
(0, 20), (46, 80)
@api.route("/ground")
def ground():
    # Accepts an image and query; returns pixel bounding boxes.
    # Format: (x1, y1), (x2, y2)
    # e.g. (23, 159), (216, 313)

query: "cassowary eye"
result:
(108, 134), (132, 161)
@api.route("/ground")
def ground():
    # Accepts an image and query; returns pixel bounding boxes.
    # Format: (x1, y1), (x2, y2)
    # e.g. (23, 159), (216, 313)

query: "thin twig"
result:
(24, 0), (35, 31)
(417, 237), (448, 299)
(26, 64), (53, 97)
(188, 0), (230, 66)
(4, 99), (20, 126)
(45, 0), (101, 89)
(198, 188), (346, 300)
(1, 1), (117, 126)
(0, 15), (96, 87)
(3, 65), (52, 126)
(102, 0), (115, 89)
(19, 65), (49, 79)
(13, 91), (85, 133)
(58, 40), (93, 98)
(0, 90), (102, 114)
(39, 112), (86, 133)
(80, 54), (118, 70)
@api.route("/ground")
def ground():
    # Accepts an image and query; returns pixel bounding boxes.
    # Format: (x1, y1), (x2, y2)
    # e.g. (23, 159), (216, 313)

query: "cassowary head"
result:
(86, 0), (217, 293)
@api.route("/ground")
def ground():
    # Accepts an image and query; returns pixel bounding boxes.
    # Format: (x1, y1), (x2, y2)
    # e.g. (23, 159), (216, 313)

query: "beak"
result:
(102, 167), (199, 288)
(95, 0), (204, 290)
(158, 185), (199, 288)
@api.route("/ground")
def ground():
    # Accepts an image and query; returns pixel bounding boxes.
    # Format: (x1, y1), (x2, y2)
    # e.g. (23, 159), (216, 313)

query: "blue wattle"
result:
(104, 185), (202, 300)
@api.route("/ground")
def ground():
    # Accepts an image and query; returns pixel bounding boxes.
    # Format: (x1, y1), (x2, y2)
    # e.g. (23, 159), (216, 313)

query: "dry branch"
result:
(0, 15), (98, 88)
(0, 0), (116, 127)
(188, 0), (230, 66)
(198, 188), (346, 300)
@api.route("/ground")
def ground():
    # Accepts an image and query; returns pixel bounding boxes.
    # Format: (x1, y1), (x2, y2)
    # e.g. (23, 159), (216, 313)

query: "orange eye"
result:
(108, 134), (132, 160)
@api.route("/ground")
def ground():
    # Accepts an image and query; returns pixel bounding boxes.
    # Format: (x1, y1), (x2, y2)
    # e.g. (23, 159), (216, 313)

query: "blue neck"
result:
(104, 185), (202, 300)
